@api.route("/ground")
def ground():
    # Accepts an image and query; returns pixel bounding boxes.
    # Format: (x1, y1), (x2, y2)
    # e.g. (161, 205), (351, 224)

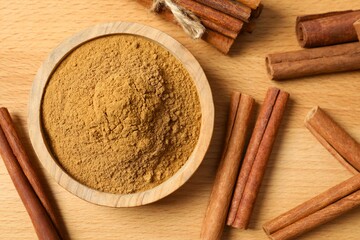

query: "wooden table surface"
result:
(1, 0), (359, 239)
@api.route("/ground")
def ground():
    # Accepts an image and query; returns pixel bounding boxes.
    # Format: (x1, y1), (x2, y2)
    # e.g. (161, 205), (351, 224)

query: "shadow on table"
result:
(230, 6), (287, 56)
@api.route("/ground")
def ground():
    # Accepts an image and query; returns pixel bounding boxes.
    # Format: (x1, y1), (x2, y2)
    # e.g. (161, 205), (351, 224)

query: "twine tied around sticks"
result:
(151, 0), (205, 39)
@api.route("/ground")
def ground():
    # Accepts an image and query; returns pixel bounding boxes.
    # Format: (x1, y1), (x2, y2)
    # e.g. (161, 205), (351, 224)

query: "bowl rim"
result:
(28, 22), (214, 207)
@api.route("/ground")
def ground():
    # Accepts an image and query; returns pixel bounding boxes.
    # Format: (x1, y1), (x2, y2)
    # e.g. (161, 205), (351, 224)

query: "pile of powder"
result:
(41, 35), (201, 194)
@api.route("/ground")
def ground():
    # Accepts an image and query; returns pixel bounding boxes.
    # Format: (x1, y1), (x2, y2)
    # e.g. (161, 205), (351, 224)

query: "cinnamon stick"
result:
(241, 4), (263, 33)
(227, 87), (289, 229)
(201, 93), (254, 240)
(251, 3), (263, 19)
(0, 126), (60, 239)
(173, 0), (244, 33)
(193, 0), (251, 22)
(296, 10), (360, 48)
(272, 190), (360, 240)
(305, 106), (360, 174)
(202, 30), (235, 54)
(234, 0), (261, 10)
(354, 19), (360, 41)
(266, 42), (360, 80)
(263, 174), (360, 240)
(296, 10), (353, 22)
(0, 108), (64, 238)
(242, 22), (256, 34)
(201, 19), (240, 39)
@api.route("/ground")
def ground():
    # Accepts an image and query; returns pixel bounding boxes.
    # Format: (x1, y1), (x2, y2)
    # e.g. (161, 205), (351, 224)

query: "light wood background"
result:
(1, 0), (359, 239)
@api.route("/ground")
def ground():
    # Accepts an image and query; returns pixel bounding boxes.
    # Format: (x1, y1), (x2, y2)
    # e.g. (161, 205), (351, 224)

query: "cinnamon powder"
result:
(41, 35), (201, 194)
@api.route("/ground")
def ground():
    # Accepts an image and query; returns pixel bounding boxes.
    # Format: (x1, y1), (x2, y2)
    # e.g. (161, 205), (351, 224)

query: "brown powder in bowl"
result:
(41, 35), (201, 194)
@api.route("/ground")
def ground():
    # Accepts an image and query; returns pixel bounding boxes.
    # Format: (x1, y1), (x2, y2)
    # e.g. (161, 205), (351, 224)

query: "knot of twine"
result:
(151, 0), (205, 39)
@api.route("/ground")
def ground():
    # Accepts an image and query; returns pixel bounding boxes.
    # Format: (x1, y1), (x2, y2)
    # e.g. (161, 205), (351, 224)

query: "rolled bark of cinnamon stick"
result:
(173, 0), (244, 33)
(227, 87), (289, 229)
(0, 108), (64, 238)
(234, 0), (261, 10)
(263, 174), (360, 235)
(305, 122), (358, 175)
(251, 3), (263, 19)
(354, 19), (360, 41)
(242, 22), (256, 34)
(224, 93), (243, 145)
(305, 106), (360, 174)
(0, 127), (60, 240)
(263, 174), (360, 240)
(241, 4), (263, 33)
(202, 30), (235, 54)
(201, 93), (254, 240)
(296, 10), (353, 22)
(193, 0), (251, 22)
(296, 10), (360, 48)
(201, 19), (240, 39)
(266, 42), (360, 80)
(272, 190), (360, 240)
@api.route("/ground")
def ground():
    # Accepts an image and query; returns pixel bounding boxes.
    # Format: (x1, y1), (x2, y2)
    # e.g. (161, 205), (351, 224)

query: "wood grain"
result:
(1, 0), (360, 239)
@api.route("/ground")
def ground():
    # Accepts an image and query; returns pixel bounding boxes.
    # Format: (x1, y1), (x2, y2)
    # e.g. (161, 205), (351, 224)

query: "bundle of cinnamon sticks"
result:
(263, 107), (360, 240)
(227, 88), (289, 230)
(201, 87), (289, 239)
(201, 90), (360, 240)
(263, 174), (360, 240)
(137, 0), (263, 54)
(267, 9), (360, 80)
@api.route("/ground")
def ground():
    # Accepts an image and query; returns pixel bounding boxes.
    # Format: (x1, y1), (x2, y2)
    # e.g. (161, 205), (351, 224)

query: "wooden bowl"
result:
(28, 22), (214, 207)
